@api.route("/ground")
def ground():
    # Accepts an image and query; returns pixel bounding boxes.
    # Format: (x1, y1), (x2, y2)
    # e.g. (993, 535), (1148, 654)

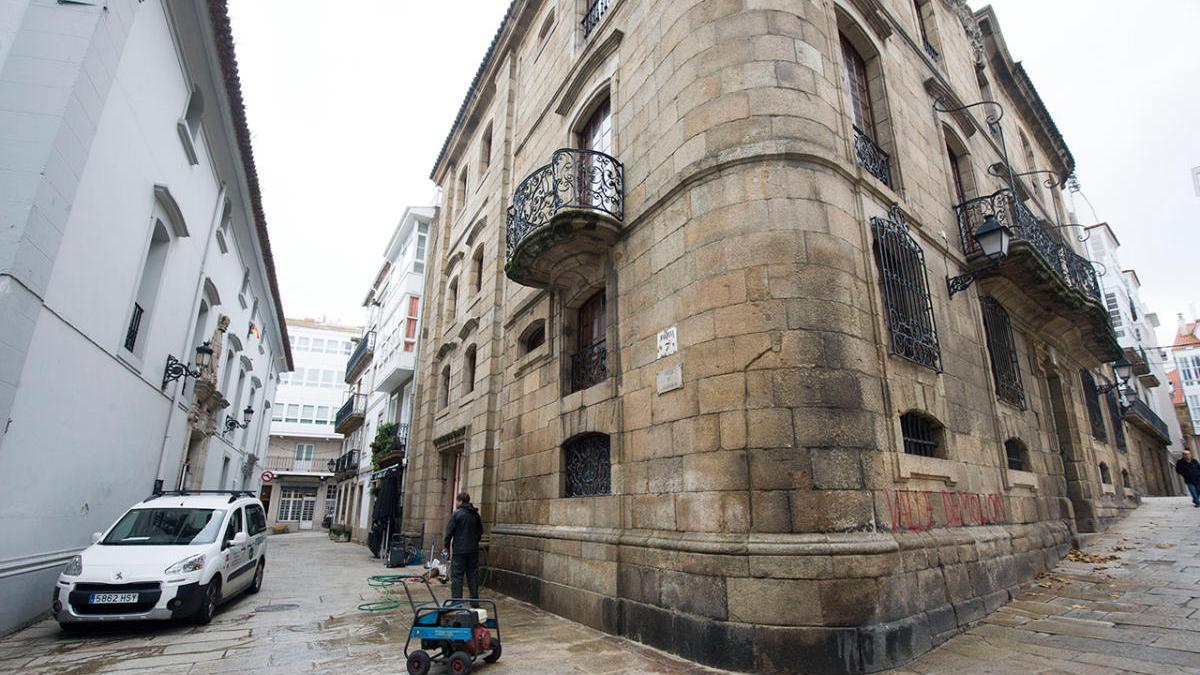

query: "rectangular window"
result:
(321, 370), (335, 388)
(296, 336), (310, 351)
(343, 341), (352, 355)
(1105, 292), (1124, 337)
(285, 404), (300, 423)
(1080, 370), (1107, 442)
(317, 405), (330, 424)
(300, 405), (315, 424)
(1107, 392), (1127, 451)
(294, 443), (315, 460)
(414, 227), (427, 273)
(840, 35), (875, 137)
(271, 407), (284, 422)
(312, 338), (325, 353)
(981, 297), (1026, 408)
(564, 434), (611, 496)
(306, 369), (320, 387)
(871, 210), (941, 371)
(404, 296), (420, 352)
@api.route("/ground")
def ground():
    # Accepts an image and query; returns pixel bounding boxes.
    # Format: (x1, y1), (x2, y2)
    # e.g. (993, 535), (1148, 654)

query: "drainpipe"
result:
(154, 184), (226, 489)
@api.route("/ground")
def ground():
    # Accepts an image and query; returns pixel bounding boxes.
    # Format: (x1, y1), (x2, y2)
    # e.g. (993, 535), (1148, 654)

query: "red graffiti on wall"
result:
(883, 489), (1009, 532)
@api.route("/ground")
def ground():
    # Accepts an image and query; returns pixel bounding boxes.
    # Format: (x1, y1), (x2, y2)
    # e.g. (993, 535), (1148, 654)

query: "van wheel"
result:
(247, 560), (265, 594)
(194, 578), (221, 624)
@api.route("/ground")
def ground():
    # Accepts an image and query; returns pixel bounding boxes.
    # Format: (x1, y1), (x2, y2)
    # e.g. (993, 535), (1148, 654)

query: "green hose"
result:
(357, 598), (402, 612)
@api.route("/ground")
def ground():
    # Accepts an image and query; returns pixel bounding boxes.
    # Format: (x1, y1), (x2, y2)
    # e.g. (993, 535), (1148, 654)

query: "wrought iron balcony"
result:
(923, 39), (939, 61)
(852, 126), (892, 188)
(371, 422), (409, 469)
(581, 0), (611, 38)
(344, 331), (375, 384)
(1124, 396), (1171, 444)
(954, 189), (1120, 362)
(505, 148), (623, 288)
(570, 340), (608, 393)
(334, 393), (367, 435)
(1127, 346), (1151, 377)
(334, 449), (361, 480)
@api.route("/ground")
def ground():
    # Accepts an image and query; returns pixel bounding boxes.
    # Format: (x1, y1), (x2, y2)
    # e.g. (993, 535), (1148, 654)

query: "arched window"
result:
(1005, 438), (1028, 471)
(1099, 462), (1112, 485)
(464, 345), (477, 394)
(577, 95), (612, 155)
(900, 411), (945, 458)
(521, 321), (546, 354)
(124, 219), (172, 356)
(471, 246), (485, 295)
(183, 85), (204, 140)
(439, 365), (451, 409)
(563, 433), (610, 497)
(445, 277), (459, 323)
(838, 25), (893, 188)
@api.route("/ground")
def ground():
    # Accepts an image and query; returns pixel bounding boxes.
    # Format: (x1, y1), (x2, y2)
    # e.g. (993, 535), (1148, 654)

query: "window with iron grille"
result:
(1080, 370), (1107, 441)
(1098, 462), (1111, 484)
(1004, 438), (1027, 471)
(871, 206), (941, 371)
(563, 434), (610, 497)
(1107, 391), (1127, 451)
(981, 297), (1025, 409)
(900, 412), (943, 458)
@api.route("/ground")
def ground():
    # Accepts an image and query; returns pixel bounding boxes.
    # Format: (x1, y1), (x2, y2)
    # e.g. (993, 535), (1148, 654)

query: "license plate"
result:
(89, 593), (138, 604)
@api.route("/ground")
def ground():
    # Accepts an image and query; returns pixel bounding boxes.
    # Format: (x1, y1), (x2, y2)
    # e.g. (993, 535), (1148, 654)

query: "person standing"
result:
(442, 491), (483, 600)
(1175, 450), (1200, 507)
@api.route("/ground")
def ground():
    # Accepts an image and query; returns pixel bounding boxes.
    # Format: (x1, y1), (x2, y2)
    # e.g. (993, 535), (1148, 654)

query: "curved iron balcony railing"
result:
(505, 148), (624, 287)
(1124, 397), (1171, 443)
(954, 189), (1101, 303)
(852, 125), (892, 188)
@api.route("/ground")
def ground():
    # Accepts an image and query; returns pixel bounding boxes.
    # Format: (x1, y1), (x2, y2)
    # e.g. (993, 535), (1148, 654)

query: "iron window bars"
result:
(124, 303), (144, 352)
(980, 297), (1026, 409)
(581, 0), (611, 38)
(900, 412), (941, 457)
(506, 148), (624, 263)
(871, 205), (942, 371)
(1106, 392), (1127, 451)
(1004, 439), (1025, 471)
(564, 434), (611, 497)
(570, 339), (608, 393)
(1079, 370), (1107, 442)
(853, 125), (893, 188)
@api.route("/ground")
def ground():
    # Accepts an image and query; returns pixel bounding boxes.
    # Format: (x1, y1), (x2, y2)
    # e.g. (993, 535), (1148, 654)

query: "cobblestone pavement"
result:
(0, 531), (725, 675)
(901, 496), (1200, 674)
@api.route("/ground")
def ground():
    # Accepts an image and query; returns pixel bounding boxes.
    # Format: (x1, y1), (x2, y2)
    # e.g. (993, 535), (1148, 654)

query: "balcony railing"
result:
(124, 303), (144, 352)
(923, 39), (939, 61)
(570, 340), (608, 393)
(1124, 396), (1171, 443)
(344, 331), (375, 384)
(955, 189), (1101, 303)
(852, 126), (892, 188)
(334, 393), (367, 435)
(371, 423), (409, 468)
(334, 449), (360, 479)
(264, 456), (331, 473)
(505, 148), (624, 288)
(581, 0), (611, 38)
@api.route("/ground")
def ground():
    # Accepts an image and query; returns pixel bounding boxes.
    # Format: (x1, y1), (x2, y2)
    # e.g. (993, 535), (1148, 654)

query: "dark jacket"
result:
(1175, 458), (1200, 485)
(443, 502), (483, 554)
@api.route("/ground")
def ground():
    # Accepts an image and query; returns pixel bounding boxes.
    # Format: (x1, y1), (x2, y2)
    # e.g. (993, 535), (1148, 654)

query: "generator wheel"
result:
(484, 638), (501, 663)
(448, 650), (472, 675)
(406, 650), (431, 675)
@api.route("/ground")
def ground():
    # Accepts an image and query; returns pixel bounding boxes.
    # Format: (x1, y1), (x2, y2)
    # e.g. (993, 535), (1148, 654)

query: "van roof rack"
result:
(146, 489), (258, 504)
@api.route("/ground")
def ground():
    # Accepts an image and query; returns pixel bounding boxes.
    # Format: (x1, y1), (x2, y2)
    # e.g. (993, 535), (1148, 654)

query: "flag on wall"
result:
(247, 322), (262, 340)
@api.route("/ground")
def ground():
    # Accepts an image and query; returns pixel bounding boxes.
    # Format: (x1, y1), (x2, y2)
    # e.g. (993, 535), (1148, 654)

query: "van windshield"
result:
(101, 508), (226, 546)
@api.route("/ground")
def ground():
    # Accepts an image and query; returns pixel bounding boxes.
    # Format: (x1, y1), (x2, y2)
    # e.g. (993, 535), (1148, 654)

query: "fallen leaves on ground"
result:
(1155, 543), (1175, 549)
(1112, 545), (1135, 552)
(1066, 549), (1119, 564)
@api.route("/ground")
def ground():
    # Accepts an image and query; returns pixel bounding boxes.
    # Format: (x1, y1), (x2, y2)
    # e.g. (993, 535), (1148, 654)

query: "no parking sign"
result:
(260, 470), (275, 483)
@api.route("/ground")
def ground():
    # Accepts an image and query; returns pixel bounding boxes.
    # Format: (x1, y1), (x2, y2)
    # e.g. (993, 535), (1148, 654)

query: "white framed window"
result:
(300, 405), (315, 424)
(271, 407), (284, 422)
(306, 369), (320, 387)
(321, 370), (335, 388)
(312, 338), (325, 352)
(343, 340), (352, 355)
(294, 443), (315, 460)
(317, 405), (330, 424)
(296, 336), (310, 351)
(285, 404), (300, 423)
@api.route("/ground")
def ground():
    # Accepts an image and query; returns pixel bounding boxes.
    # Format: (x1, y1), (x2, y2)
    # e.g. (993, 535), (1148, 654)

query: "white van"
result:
(52, 491), (269, 628)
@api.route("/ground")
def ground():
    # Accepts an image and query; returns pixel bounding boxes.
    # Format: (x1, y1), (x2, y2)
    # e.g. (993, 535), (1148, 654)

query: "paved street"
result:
(903, 496), (1200, 674)
(0, 531), (723, 675)
(7, 499), (1200, 674)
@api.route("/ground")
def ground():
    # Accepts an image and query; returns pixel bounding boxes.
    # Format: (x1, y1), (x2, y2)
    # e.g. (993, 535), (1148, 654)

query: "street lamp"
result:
(946, 214), (1014, 298)
(223, 405), (254, 434)
(1097, 357), (1134, 395)
(327, 459), (337, 473)
(161, 342), (214, 390)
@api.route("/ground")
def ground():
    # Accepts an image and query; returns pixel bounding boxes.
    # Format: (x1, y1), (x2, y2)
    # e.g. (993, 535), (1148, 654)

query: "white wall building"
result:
(263, 319), (361, 530)
(0, 0), (291, 633)
(333, 207), (431, 544)
(1172, 319), (1200, 436)
(1087, 223), (1183, 493)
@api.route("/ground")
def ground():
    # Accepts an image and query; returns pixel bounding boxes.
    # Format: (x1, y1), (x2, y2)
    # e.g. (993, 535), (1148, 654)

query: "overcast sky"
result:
(228, 0), (1199, 347)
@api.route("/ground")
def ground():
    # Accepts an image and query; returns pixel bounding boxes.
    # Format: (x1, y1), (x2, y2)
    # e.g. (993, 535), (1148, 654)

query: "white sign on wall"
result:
(657, 326), (677, 359)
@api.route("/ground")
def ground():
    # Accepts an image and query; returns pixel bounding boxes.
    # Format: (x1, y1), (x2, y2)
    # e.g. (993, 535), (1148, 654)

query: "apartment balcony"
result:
(374, 349), (415, 394)
(955, 189), (1121, 363)
(333, 449), (361, 481)
(505, 148), (623, 289)
(370, 423), (409, 470)
(852, 126), (892, 188)
(570, 340), (608, 393)
(263, 456), (333, 475)
(334, 393), (366, 435)
(1124, 397), (1171, 444)
(344, 331), (375, 384)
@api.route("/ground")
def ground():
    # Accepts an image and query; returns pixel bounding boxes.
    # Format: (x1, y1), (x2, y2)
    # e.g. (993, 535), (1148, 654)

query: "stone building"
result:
(403, 1), (1134, 671)
(0, 0), (291, 633)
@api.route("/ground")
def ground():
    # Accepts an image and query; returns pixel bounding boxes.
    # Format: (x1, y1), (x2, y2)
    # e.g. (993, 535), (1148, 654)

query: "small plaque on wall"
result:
(657, 326), (677, 359)
(657, 363), (683, 394)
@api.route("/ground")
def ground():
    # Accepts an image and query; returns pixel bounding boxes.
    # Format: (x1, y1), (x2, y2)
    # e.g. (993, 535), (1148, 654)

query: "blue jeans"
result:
(1188, 482), (1200, 505)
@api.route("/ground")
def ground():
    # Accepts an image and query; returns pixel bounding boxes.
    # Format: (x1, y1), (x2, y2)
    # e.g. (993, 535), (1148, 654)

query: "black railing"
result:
(852, 125), (892, 188)
(1124, 396), (1170, 442)
(334, 449), (360, 477)
(124, 303), (144, 352)
(871, 206), (941, 371)
(344, 332), (374, 383)
(570, 340), (608, 393)
(923, 39), (939, 61)
(981, 297), (1026, 409)
(335, 393), (366, 432)
(581, 0), (611, 38)
(506, 148), (623, 263)
(955, 189), (1101, 303)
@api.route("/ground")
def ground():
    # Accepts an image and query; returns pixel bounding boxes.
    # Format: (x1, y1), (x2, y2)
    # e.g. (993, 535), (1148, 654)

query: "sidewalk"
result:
(900, 496), (1200, 674)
